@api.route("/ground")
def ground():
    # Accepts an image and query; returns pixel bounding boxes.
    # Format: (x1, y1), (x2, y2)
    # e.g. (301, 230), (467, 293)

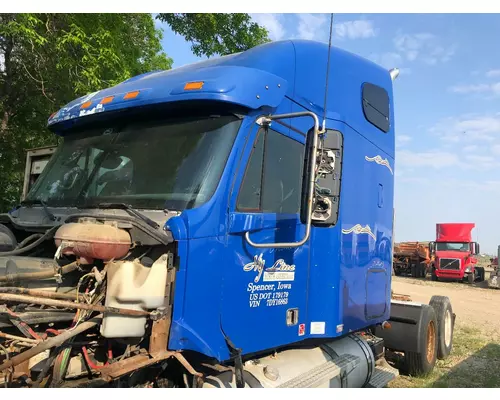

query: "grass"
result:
(388, 324), (500, 388)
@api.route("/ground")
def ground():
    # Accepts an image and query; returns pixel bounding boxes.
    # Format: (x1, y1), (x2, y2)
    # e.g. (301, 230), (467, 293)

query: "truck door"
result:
(221, 122), (310, 356)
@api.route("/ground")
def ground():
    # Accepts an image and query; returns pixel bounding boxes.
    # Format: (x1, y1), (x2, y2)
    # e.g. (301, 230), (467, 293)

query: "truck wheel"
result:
(467, 273), (474, 284)
(476, 267), (485, 282)
(405, 305), (438, 377)
(429, 296), (454, 360)
(431, 269), (438, 281)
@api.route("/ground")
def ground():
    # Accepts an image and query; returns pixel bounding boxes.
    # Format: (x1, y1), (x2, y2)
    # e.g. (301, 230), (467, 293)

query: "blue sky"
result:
(157, 14), (500, 254)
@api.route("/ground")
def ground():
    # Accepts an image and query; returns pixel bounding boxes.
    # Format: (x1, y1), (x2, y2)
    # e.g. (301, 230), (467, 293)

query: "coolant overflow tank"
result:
(100, 255), (170, 338)
(54, 221), (131, 261)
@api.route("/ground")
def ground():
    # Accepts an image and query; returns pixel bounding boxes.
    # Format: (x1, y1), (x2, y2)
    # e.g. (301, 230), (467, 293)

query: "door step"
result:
(277, 354), (360, 388)
(364, 358), (399, 388)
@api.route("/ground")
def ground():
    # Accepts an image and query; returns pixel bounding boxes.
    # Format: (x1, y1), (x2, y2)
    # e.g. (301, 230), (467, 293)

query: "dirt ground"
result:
(392, 276), (500, 336)
(390, 276), (500, 388)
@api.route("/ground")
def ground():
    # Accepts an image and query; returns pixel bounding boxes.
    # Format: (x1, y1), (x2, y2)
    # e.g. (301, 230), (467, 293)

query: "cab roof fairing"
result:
(47, 65), (289, 132)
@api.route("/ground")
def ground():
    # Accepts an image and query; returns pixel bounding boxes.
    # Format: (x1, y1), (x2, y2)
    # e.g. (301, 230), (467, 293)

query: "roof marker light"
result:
(124, 91), (140, 100)
(80, 101), (92, 109)
(100, 96), (115, 104)
(184, 81), (204, 91)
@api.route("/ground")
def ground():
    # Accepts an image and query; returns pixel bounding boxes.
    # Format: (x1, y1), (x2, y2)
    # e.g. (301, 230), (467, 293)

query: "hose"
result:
(0, 225), (60, 257)
(15, 234), (43, 250)
(0, 261), (79, 284)
(0, 314), (103, 372)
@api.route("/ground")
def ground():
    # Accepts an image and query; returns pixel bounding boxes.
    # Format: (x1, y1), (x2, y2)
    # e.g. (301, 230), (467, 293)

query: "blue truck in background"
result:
(0, 39), (455, 388)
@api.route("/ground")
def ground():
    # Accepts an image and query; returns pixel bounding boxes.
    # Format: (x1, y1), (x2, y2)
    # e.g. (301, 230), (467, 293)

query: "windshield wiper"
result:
(20, 199), (56, 221)
(96, 203), (160, 230)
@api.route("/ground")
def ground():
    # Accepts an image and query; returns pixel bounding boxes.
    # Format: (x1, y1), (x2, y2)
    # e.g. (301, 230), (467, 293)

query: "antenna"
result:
(320, 13), (334, 133)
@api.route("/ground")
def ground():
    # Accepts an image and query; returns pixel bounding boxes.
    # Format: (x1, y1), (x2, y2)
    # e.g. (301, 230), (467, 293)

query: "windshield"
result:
(435, 242), (470, 252)
(26, 115), (241, 210)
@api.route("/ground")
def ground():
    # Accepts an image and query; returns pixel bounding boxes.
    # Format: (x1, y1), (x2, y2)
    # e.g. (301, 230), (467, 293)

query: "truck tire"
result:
(429, 295), (454, 360)
(420, 263), (427, 278)
(475, 267), (485, 282)
(467, 273), (474, 284)
(431, 269), (438, 281)
(405, 305), (438, 377)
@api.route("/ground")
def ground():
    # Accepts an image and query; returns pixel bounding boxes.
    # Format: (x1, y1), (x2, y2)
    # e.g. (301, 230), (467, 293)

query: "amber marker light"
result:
(123, 91), (140, 100)
(184, 81), (204, 91)
(100, 96), (115, 104)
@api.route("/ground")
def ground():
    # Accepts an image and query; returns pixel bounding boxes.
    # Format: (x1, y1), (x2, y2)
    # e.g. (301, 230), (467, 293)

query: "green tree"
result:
(0, 13), (172, 211)
(156, 13), (270, 57)
(0, 13), (269, 212)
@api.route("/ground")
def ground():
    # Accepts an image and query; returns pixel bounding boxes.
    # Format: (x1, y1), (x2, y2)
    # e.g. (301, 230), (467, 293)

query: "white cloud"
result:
(334, 20), (377, 40)
(463, 144), (479, 152)
(429, 115), (500, 143)
(393, 32), (455, 65)
(462, 154), (499, 171)
(492, 144), (500, 155)
(396, 135), (412, 147)
(251, 14), (285, 41)
(423, 44), (456, 65)
(294, 15), (377, 42)
(397, 143), (498, 172)
(449, 83), (492, 94)
(486, 69), (500, 78)
(296, 14), (327, 41)
(397, 149), (459, 169)
(370, 52), (402, 69)
(449, 82), (500, 96)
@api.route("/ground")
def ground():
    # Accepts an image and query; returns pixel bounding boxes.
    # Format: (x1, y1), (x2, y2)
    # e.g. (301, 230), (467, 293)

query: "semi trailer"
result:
(0, 38), (455, 388)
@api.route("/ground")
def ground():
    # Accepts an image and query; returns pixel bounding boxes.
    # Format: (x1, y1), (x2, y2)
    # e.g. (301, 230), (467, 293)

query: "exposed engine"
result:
(0, 217), (181, 388)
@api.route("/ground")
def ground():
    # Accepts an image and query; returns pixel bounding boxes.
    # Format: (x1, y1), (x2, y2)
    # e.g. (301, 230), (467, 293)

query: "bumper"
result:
(434, 269), (464, 279)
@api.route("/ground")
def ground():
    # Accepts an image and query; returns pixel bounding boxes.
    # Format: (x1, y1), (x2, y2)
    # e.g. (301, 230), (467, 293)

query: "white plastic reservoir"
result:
(100, 254), (169, 338)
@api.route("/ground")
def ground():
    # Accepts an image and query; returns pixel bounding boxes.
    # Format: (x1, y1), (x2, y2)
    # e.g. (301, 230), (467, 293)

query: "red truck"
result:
(429, 223), (483, 284)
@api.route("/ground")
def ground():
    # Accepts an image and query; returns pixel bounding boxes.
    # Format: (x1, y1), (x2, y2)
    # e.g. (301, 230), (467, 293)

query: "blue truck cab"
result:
(0, 39), (453, 388)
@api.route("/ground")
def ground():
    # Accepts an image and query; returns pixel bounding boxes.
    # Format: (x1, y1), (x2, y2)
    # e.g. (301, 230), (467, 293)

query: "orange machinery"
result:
(393, 241), (433, 278)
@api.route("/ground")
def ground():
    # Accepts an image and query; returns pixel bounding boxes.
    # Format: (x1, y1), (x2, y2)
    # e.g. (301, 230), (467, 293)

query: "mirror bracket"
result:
(245, 111), (320, 249)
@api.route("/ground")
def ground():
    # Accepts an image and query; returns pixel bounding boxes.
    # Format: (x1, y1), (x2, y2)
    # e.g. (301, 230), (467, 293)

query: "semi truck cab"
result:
(429, 223), (483, 283)
(0, 39), (455, 388)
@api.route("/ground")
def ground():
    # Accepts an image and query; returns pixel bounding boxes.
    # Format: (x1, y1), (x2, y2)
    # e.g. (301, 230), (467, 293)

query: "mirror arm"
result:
(245, 111), (320, 248)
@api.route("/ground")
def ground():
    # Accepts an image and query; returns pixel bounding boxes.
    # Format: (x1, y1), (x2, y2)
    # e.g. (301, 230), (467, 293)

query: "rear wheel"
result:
(429, 295), (454, 360)
(405, 305), (438, 377)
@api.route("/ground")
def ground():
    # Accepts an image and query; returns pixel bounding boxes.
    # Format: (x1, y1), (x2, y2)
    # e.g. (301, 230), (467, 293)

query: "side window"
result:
(237, 127), (304, 214)
(362, 83), (390, 133)
(237, 130), (264, 211)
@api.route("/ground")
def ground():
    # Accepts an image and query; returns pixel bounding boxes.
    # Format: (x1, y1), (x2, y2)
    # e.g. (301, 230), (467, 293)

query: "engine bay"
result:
(0, 215), (185, 387)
